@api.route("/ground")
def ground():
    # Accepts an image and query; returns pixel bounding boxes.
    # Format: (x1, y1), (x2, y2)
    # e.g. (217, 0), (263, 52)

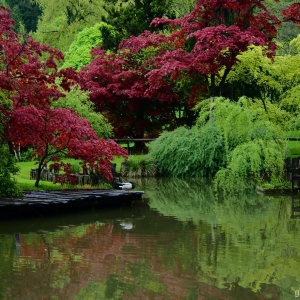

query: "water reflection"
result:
(0, 178), (299, 299)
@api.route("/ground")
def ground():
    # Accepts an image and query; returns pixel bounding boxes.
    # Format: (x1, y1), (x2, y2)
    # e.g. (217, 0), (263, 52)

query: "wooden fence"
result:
(30, 163), (117, 186)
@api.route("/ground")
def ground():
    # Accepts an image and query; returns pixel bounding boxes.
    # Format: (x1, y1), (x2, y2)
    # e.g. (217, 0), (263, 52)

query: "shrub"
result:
(0, 143), (21, 197)
(148, 123), (226, 177)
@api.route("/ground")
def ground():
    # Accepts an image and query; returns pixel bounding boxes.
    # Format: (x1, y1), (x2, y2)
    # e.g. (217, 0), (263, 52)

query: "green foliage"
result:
(149, 96), (288, 193)
(214, 139), (285, 195)
(225, 46), (300, 103)
(62, 22), (121, 70)
(52, 85), (113, 139)
(290, 34), (300, 54)
(196, 97), (287, 157)
(225, 46), (282, 101)
(0, 143), (21, 197)
(148, 124), (226, 177)
(172, 0), (196, 17)
(280, 85), (300, 114)
(20, 148), (36, 162)
(265, 0), (300, 53)
(279, 84), (300, 132)
(32, 0), (106, 52)
(4, 0), (43, 33)
(0, 93), (21, 197)
(102, 0), (175, 39)
(70, 162), (81, 174)
(196, 97), (288, 193)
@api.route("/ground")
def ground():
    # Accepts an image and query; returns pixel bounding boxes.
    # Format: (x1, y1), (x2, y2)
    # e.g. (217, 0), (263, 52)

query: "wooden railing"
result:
(29, 163), (117, 186)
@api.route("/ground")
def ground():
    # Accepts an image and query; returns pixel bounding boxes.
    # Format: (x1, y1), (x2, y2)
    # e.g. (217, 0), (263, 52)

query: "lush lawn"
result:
(14, 155), (147, 192)
(287, 141), (300, 157)
(283, 131), (300, 157)
(283, 130), (300, 138)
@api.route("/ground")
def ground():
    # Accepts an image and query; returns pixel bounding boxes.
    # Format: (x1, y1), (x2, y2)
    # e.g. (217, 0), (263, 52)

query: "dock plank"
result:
(0, 189), (144, 219)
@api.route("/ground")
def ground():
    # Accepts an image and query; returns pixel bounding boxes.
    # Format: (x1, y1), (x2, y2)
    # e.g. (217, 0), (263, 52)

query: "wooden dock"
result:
(0, 189), (144, 219)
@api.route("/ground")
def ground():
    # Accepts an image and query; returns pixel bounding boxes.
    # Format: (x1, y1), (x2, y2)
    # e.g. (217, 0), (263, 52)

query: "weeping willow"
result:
(148, 123), (226, 177)
(149, 97), (288, 193)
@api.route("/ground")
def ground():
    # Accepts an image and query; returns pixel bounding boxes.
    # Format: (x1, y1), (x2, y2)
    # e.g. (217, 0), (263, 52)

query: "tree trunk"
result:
(35, 157), (46, 187)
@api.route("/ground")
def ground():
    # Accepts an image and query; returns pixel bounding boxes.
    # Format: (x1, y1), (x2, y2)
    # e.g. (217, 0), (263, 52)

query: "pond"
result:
(0, 178), (299, 300)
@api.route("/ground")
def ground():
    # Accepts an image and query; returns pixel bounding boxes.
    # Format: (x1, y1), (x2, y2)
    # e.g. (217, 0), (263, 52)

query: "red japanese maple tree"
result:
(0, 6), (127, 187)
(283, 3), (300, 26)
(80, 0), (281, 142)
(8, 106), (127, 187)
(144, 0), (281, 101)
(79, 45), (182, 145)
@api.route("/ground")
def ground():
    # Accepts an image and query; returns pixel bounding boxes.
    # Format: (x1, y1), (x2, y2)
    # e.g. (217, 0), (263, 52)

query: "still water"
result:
(0, 178), (299, 300)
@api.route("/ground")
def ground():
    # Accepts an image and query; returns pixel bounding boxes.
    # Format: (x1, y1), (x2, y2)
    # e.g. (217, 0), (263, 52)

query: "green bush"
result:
(0, 143), (22, 197)
(148, 123), (226, 177)
(20, 148), (36, 162)
(53, 85), (113, 139)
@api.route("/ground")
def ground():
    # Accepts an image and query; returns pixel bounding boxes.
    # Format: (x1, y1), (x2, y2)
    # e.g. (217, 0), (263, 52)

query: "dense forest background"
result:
(1, 0), (299, 53)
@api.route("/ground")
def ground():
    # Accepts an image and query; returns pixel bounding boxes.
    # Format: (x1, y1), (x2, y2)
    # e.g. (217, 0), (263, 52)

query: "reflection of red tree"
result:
(9, 220), (280, 300)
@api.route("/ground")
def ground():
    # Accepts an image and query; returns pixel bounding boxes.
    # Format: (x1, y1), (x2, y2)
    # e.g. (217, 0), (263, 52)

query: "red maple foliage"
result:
(80, 0), (281, 141)
(282, 3), (300, 26)
(7, 106), (127, 186)
(147, 0), (281, 99)
(79, 46), (183, 142)
(0, 6), (76, 109)
(0, 6), (127, 187)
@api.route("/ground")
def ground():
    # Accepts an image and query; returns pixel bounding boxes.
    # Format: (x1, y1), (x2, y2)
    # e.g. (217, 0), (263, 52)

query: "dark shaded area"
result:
(6, 0), (43, 32)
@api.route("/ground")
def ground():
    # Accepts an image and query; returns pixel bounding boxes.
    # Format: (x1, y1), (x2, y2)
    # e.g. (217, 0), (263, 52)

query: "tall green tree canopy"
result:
(4, 0), (42, 32)
(62, 22), (121, 70)
(102, 0), (176, 39)
(32, 0), (106, 52)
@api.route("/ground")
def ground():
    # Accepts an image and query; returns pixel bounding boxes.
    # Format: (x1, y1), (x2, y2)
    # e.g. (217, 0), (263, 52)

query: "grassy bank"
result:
(14, 155), (146, 192)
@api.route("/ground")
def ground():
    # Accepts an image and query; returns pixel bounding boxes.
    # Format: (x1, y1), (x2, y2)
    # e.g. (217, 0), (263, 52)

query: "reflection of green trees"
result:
(0, 235), (15, 300)
(1, 180), (299, 299)
(145, 177), (217, 222)
(146, 178), (300, 298)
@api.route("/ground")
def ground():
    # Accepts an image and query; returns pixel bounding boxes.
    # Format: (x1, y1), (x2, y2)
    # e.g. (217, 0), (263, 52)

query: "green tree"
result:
(102, 0), (175, 39)
(202, 97), (287, 193)
(225, 44), (300, 108)
(5, 0), (43, 32)
(32, 0), (106, 52)
(172, 0), (196, 17)
(148, 124), (226, 177)
(62, 23), (121, 70)
(149, 97), (287, 192)
(52, 85), (113, 139)
(0, 92), (20, 197)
